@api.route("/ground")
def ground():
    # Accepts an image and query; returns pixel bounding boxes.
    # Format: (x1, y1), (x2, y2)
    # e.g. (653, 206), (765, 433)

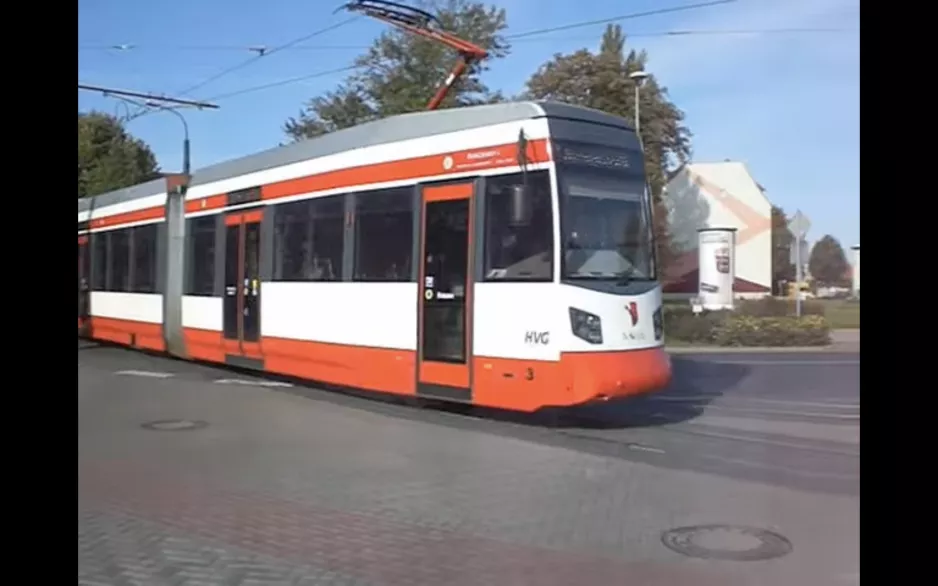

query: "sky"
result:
(78, 0), (860, 248)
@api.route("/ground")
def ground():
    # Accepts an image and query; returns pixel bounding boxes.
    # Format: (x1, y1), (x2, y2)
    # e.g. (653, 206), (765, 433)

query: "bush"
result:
(663, 305), (831, 347)
(663, 306), (722, 344)
(712, 315), (831, 347)
(734, 297), (825, 317)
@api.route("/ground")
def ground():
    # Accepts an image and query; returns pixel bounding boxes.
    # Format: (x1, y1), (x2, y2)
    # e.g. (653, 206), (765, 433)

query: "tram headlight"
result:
(569, 307), (603, 344)
(653, 307), (663, 341)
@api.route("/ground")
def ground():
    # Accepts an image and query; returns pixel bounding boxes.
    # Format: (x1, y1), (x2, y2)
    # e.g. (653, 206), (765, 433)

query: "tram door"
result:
(417, 181), (476, 401)
(78, 235), (90, 333)
(222, 210), (263, 360)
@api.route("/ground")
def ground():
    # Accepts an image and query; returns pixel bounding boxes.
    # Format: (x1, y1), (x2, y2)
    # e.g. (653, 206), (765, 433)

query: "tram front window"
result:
(556, 144), (655, 282)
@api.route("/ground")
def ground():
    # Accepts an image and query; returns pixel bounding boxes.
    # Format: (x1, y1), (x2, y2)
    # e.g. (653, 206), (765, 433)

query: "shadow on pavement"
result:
(77, 340), (107, 351)
(395, 355), (752, 431)
(532, 356), (752, 430)
(201, 354), (751, 432)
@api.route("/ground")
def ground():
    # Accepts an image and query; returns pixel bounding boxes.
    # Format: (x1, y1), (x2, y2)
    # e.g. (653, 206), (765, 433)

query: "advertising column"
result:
(697, 227), (737, 310)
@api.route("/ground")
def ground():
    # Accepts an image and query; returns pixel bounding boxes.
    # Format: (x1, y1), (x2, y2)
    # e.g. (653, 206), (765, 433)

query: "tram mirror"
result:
(509, 184), (533, 226)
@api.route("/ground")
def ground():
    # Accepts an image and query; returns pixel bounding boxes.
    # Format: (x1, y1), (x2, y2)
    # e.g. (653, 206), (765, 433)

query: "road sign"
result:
(788, 210), (811, 237)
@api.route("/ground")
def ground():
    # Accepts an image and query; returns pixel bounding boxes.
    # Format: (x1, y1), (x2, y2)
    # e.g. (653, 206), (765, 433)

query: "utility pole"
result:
(78, 83), (218, 356)
(77, 83), (219, 109)
(77, 83), (218, 177)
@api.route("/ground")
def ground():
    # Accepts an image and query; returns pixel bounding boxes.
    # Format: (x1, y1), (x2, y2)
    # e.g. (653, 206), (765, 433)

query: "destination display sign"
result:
(553, 141), (642, 174)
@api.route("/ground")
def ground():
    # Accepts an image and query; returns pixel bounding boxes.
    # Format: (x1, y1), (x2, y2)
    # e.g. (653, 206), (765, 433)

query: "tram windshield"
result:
(555, 141), (655, 282)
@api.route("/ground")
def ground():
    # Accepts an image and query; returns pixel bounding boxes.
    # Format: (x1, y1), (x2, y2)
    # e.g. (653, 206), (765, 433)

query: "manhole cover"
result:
(141, 419), (208, 431)
(661, 525), (792, 561)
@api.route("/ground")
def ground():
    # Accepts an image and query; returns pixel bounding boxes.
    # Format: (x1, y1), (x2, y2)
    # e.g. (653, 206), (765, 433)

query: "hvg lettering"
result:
(524, 331), (550, 345)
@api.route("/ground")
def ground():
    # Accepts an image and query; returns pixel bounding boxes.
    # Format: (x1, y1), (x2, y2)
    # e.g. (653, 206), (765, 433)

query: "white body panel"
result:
(182, 296), (223, 332)
(559, 284), (663, 351)
(260, 283), (418, 351)
(89, 292), (163, 324)
(179, 281), (663, 360)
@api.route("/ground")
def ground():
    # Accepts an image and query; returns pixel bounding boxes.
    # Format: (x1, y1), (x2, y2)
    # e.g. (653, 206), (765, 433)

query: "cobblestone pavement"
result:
(79, 344), (859, 586)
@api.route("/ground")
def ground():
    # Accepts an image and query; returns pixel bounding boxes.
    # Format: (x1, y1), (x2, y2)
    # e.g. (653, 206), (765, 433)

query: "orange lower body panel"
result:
(86, 316), (165, 352)
(94, 324), (671, 412)
(472, 348), (671, 412)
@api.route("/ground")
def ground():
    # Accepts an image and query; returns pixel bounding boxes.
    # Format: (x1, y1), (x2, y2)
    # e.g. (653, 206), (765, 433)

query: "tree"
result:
(78, 112), (160, 198)
(808, 234), (850, 287)
(524, 25), (691, 197)
(771, 206), (795, 294)
(523, 24), (692, 270)
(284, 0), (510, 141)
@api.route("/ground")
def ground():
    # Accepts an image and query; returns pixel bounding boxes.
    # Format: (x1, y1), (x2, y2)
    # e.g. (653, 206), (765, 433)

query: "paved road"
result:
(78, 343), (859, 586)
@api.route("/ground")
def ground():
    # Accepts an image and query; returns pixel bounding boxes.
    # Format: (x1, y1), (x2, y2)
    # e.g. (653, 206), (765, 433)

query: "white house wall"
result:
(664, 161), (772, 296)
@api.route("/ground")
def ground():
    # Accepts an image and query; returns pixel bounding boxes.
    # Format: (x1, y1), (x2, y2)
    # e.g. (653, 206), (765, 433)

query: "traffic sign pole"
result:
(787, 210), (811, 318)
(795, 236), (802, 317)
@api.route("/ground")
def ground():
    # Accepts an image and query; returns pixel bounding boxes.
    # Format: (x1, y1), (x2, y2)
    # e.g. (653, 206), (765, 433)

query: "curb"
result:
(667, 345), (859, 354)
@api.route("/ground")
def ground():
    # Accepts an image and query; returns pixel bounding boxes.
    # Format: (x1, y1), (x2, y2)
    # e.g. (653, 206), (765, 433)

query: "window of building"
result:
(91, 232), (108, 290)
(107, 229), (131, 291)
(482, 170), (554, 281)
(186, 216), (216, 296)
(273, 195), (345, 281)
(132, 223), (158, 293)
(354, 187), (413, 282)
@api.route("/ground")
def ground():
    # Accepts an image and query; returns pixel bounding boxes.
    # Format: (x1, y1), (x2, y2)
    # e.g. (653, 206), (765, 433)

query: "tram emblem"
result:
(626, 302), (639, 326)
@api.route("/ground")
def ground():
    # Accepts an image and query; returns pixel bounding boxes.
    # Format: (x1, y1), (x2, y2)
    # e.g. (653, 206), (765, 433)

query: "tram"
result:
(78, 101), (672, 412)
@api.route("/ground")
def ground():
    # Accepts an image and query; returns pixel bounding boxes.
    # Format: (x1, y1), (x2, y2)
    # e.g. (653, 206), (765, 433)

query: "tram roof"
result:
(79, 101), (632, 212)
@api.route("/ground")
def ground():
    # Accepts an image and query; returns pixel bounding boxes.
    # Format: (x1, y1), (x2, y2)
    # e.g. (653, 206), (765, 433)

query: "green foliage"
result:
(663, 304), (832, 347)
(771, 206), (795, 294)
(712, 315), (830, 347)
(78, 112), (160, 198)
(662, 306), (722, 345)
(284, 0), (510, 141)
(808, 234), (850, 287)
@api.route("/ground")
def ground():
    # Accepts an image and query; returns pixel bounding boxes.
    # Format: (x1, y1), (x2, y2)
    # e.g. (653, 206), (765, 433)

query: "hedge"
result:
(664, 304), (832, 347)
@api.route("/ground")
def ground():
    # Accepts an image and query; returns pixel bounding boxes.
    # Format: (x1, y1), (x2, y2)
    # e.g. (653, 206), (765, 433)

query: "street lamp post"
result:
(628, 69), (655, 277)
(629, 70), (649, 144)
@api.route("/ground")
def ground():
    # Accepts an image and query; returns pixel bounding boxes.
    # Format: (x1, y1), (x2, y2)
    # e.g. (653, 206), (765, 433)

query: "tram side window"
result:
(107, 228), (131, 292)
(132, 223), (158, 293)
(353, 187), (413, 282)
(273, 195), (345, 281)
(186, 216), (216, 296)
(483, 170), (554, 281)
(91, 232), (108, 290)
(273, 200), (310, 281)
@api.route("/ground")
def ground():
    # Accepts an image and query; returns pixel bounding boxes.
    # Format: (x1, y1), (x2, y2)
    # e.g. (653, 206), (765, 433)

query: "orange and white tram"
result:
(77, 101), (671, 412)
